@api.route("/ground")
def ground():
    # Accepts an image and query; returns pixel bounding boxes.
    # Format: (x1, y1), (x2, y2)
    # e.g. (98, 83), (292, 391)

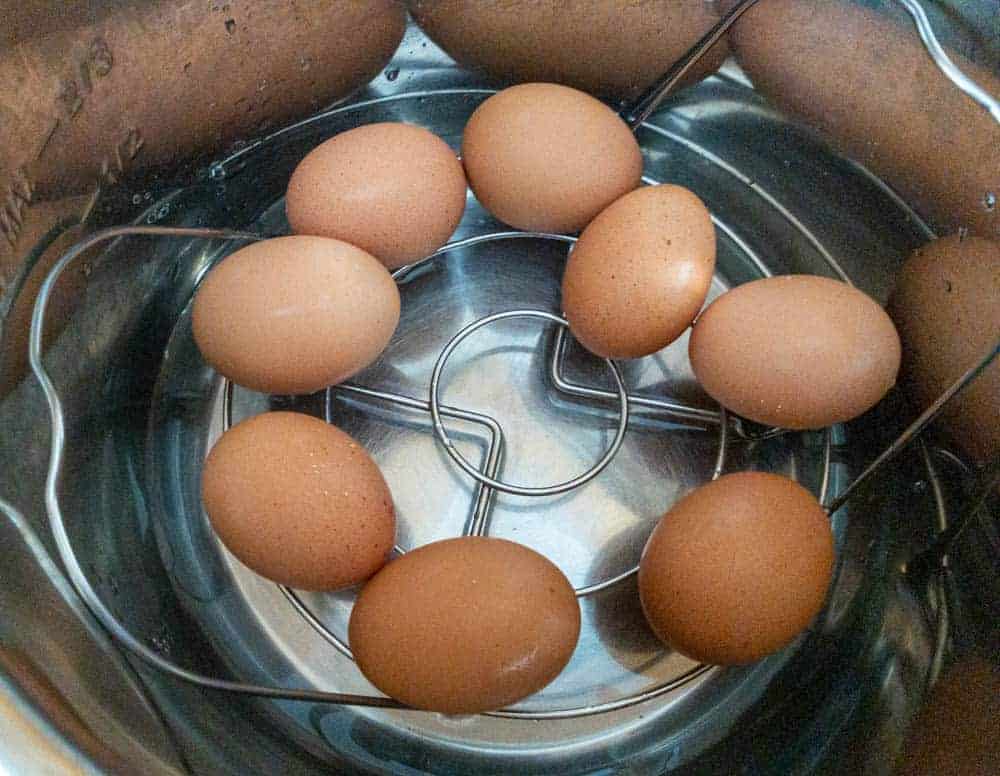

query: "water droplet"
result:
(151, 631), (172, 656)
(132, 194), (142, 205)
(385, 67), (399, 82)
(984, 191), (996, 211)
(912, 480), (927, 494)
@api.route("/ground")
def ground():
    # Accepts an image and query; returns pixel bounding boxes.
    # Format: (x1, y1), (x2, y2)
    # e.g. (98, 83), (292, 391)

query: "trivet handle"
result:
(621, 0), (762, 130)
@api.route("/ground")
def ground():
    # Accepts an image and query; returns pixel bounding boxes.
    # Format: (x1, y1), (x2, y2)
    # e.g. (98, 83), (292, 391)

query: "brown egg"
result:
(408, 0), (729, 102)
(192, 235), (400, 395)
(202, 412), (396, 591)
(562, 184), (716, 358)
(638, 472), (835, 665)
(893, 656), (1000, 776)
(461, 83), (643, 233)
(285, 122), (468, 269)
(689, 275), (901, 429)
(724, 0), (1000, 239)
(888, 234), (999, 464)
(349, 536), (580, 713)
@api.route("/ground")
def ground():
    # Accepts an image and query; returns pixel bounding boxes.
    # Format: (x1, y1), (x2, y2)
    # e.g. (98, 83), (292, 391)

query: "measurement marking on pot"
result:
(36, 118), (61, 161)
(90, 38), (113, 75)
(56, 37), (114, 118)
(98, 127), (145, 187)
(0, 168), (33, 246)
(0, 36), (116, 238)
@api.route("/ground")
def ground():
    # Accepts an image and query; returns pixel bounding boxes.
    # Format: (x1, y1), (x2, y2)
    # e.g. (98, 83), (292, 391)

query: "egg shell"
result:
(408, 0), (729, 102)
(888, 234), (999, 464)
(893, 656), (1000, 776)
(562, 184), (716, 358)
(192, 235), (400, 395)
(461, 83), (643, 233)
(348, 536), (581, 714)
(723, 0), (1000, 239)
(638, 472), (835, 665)
(688, 275), (901, 429)
(285, 122), (468, 269)
(201, 412), (396, 591)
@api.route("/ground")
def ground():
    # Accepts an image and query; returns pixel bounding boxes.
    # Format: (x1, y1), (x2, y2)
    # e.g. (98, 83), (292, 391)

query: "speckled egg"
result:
(562, 184), (716, 358)
(192, 235), (400, 395)
(689, 275), (901, 429)
(349, 536), (580, 713)
(461, 83), (642, 233)
(639, 472), (834, 665)
(285, 122), (468, 268)
(202, 411), (396, 591)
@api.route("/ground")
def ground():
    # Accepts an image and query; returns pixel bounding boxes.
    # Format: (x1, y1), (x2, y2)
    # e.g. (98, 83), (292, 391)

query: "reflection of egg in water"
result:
(202, 411), (396, 592)
(192, 235), (400, 395)
(349, 536), (580, 713)
(894, 656), (1000, 776)
(461, 82), (642, 233)
(562, 184), (716, 359)
(639, 472), (834, 665)
(285, 122), (468, 269)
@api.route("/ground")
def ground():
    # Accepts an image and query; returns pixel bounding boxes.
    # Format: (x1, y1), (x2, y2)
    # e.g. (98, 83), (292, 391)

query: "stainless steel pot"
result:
(1, 2), (997, 774)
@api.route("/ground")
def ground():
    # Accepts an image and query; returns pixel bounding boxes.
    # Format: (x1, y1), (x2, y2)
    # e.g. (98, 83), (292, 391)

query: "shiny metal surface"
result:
(429, 308), (630, 499)
(2, 3), (998, 773)
(0, 497), (186, 775)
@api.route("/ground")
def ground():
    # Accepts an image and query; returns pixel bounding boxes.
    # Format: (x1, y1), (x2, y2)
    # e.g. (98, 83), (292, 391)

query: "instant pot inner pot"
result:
(49, 80), (927, 774)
